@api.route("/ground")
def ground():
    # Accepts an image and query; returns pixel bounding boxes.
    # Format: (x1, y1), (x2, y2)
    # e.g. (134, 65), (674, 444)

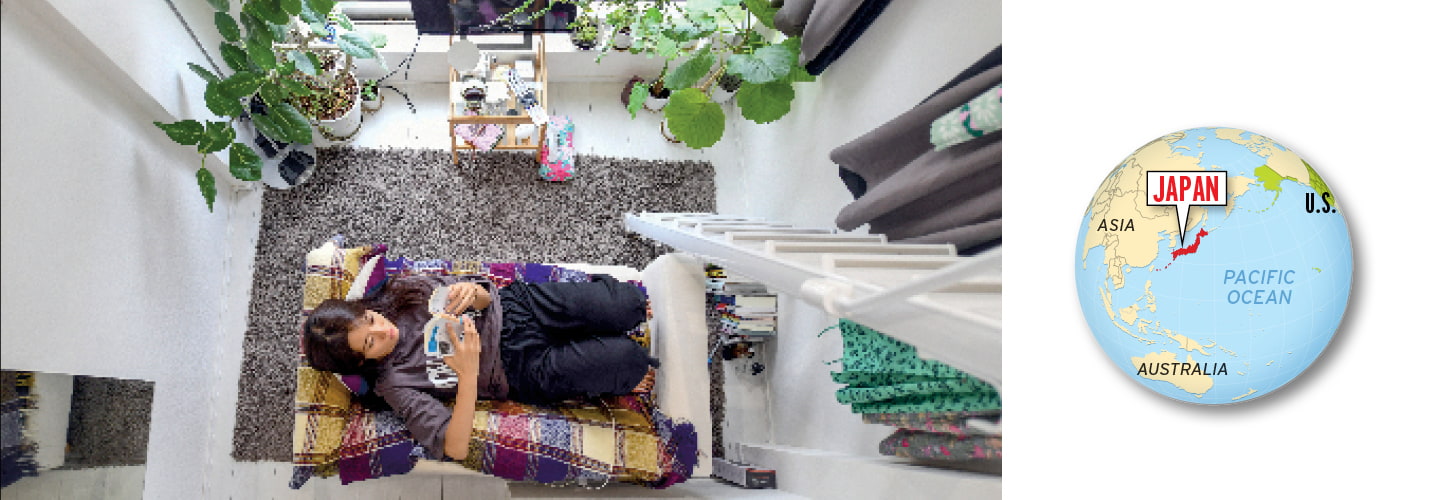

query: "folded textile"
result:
(931, 85), (1001, 150)
(862, 411), (1002, 438)
(827, 320), (1000, 414)
(838, 45), (1001, 200)
(829, 64), (1002, 253)
(540, 115), (576, 182)
(879, 429), (1001, 462)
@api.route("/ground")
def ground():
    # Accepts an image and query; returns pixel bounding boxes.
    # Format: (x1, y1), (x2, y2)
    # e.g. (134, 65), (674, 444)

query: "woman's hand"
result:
(445, 282), (491, 314)
(440, 314), (481, 379)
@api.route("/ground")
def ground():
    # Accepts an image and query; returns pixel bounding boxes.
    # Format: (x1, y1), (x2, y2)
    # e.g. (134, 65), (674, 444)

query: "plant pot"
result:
(361, 94), (383, 113)
(712, 87), (736, 104)
(312, 93), (362, 147)
(644, 94), (669, 112)
(611, 29), (633, 50)
(573, 37), (597, 50)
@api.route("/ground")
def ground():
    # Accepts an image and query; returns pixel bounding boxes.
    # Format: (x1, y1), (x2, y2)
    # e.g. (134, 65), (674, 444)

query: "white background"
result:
(1004, 1), (1440, 497)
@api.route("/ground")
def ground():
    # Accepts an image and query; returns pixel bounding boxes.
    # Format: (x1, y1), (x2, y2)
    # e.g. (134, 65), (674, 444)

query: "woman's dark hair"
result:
(301, 278), (431, 375)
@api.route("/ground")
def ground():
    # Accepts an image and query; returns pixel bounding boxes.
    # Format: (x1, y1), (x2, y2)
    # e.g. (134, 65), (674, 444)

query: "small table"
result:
(448, 34), (550, 165)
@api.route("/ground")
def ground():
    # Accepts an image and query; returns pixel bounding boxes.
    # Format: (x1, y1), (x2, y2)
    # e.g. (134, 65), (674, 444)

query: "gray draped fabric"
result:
(773, 0), (891, 74)
(830, 65), (1001, 253)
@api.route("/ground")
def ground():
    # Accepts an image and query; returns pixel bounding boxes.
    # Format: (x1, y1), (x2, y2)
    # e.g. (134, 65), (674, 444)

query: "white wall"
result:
(729, 0), (1002, 230)
(1, 1), (249, 498)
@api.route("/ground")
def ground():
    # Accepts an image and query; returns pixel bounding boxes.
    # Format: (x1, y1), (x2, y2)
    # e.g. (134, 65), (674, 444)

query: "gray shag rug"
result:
(60, 376), (155, 469)
(233, 148), (715, 461)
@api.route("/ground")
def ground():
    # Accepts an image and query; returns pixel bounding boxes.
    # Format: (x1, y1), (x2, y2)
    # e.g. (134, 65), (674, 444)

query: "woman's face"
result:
(347, 309), (400, 360)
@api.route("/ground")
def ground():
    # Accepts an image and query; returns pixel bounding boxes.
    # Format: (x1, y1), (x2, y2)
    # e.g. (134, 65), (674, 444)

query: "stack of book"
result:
(713, 281), (778, 341)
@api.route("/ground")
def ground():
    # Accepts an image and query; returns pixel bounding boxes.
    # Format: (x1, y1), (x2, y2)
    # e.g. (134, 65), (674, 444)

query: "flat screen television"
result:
(410, 0), (577, 35)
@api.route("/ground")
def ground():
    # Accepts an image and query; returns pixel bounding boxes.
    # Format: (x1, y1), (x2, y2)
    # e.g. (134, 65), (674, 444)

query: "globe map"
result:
(1075, 127), (1352, 404)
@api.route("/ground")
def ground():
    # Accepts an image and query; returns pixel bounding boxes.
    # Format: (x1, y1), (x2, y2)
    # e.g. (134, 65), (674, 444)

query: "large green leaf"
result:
(332, 11), (354, 31)
(240, 11), (274, 47)
(188, 63), (220, 84)
(250, 111), (287, 144)
(288, 50), (317, 76)
(219, 43), (250, 72)
(245, 0), (288, 25)
(270, 101), (314, 144)
(779, 37), (815, 83)
(246, 36), (277, 70)
(627, 82), (649, 119)
(206, 0), (229, 11)
(205, 81), (244, 117)
(258, 82), (288, 111)
(306, 0), (337, 17)
(218, 71), (264, 99)
(742, 0), (780, 30)
(154, 120), (204, 145)
(336, 33), (377, 60)
(727, 44), (796, 84)
(197, 167), (218, 212)
(364, 30), (388, 49)
(664, 88), (725, 149)
(279, 77), (313, 97)
(214, 12), (241, 42)
(198, 121), (235, 154)
(735, 80), (794, 124)
(653, 34), (679, 60)
(281, 0), (303, 16)
(229, 143), (263, 181)
(666, 52), (715, 91)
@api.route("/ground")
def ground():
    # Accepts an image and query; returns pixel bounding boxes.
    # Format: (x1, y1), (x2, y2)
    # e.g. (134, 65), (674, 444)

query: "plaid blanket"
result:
(291, 237), (685, 489)
(461, 395), (696, 488)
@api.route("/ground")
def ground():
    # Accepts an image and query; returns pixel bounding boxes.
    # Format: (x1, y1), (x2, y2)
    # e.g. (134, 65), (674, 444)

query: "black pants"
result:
(498, 275), (653, 404)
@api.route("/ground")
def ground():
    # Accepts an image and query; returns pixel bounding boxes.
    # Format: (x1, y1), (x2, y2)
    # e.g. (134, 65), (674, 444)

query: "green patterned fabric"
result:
(828, 320), (1000, 413)
(930, 84), (1001, 151)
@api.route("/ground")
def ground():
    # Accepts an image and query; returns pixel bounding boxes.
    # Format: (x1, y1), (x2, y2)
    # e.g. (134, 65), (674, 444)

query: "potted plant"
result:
(569, 15), (599, 50)
(643, 72), (671, 112)
(360, 79), (382, 112)
(712, 72), (742, 104)
(151, 0), (386, 211)
(610, 25), (634, 51)
(529, 0), (813, 149)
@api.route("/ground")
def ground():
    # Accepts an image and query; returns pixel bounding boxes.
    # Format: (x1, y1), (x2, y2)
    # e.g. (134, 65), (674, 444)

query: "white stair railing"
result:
(625, 212), (1001, 392)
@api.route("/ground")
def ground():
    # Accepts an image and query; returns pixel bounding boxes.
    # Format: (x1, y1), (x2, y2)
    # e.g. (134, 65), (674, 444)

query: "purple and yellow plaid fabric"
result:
(459, 395), (695, 488)
(290, 238), (685, 489)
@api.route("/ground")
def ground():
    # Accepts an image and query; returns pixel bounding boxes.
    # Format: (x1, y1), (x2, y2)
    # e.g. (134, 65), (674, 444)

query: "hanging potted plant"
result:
(151, 0), (387, 211)
(360, 78), (382, 112)
(569, 14), (599, 50)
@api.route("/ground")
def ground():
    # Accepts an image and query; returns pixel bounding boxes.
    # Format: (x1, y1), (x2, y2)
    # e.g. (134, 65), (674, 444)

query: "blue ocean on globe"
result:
(1074, 127), (1352, 404)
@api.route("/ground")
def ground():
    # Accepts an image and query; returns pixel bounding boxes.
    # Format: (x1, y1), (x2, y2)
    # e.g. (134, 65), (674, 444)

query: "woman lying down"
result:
(303, 274), (659, 461)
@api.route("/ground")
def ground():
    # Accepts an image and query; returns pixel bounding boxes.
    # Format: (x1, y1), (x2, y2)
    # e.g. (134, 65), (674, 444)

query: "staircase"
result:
(624, 212), (1001, 392)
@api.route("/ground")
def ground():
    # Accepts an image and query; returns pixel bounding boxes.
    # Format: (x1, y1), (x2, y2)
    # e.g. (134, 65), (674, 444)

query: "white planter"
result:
(643, 94), (669, 112)
(361, 94), (383, 113)
(311, 94), (362, 147)
(712, 87), (737, 104)
(611, 31), (633, 50)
